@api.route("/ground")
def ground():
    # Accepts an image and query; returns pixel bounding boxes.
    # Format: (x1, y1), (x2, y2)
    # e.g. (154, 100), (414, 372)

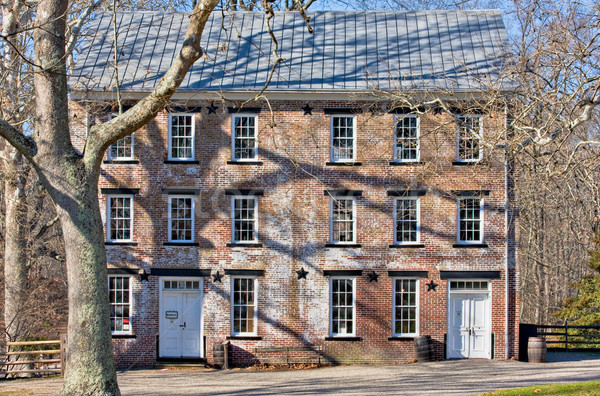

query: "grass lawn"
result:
(482, 380), (600, 395)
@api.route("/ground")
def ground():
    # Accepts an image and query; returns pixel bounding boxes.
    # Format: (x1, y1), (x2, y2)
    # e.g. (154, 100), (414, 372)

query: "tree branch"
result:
(0, 119), (36, 159)
(65, 0), (105, 71)
(84, 0), (221, 168)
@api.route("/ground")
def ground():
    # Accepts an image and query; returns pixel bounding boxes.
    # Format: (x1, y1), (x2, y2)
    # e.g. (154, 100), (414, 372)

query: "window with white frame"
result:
(394, 198), (420, 244)
(393, 278), (418, 337)
(330, 277), (355, 336)
(231, 277), (257, 335)
(109, 276), (131, 334)
(394, 115), (419, 162)
(168, 196), (194, 242)
(456, 115), (482, 162)
(331, 116), (356, 162)
(107, 114), (134, 161)
(458, 197), (483, 243)
(107, 195), (133, 242)
(232, 115), (258, 161)
(330, 197), (356, 244)
(168, 114), (194, 161)
(232, 197), (258, 243)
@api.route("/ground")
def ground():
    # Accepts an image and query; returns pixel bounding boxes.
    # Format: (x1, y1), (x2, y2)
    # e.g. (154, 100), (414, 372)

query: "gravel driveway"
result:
(2, 352), (600, 395)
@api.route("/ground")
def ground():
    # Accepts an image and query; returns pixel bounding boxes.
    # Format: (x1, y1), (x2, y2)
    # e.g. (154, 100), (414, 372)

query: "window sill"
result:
(452, 161), (480, 166)
(105, 242), (138, 246)
(103, 160), (139, 164)
(164, 160), (200, 164)
(389, 244), (425, 248)
(226, 243), (263, 248)
(325, 162), (362, 166)
(325, 244), (361, 248)
(388, 336), (417, 341)
(453, 243), (488, 248)
(226, 161), (263, 165)
(325, 337), (362, 341)
(226, 336), (262, 340)
(112, 333), (136, 339)
(163, 242), (199, 246)
(389, 161), (425, 166)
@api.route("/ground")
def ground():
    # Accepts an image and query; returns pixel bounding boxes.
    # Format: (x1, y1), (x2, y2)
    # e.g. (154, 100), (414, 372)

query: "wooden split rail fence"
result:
(537, 322), (600, 351)
(0, 335), (66, 378)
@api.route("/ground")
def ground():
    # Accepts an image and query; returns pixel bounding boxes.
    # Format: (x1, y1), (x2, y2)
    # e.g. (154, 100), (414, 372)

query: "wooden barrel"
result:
(527, 337), (547, 363)
(213, 344), (225, 367)
(414, 335), (434, 362)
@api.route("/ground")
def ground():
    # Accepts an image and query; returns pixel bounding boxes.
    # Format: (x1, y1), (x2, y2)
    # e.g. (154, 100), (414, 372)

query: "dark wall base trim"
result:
(226, 336), (263, 340)
(225, 269), (265, 276)
(388, 337), (416, 341)
(151, 268), (211, 277)
(389, 244), (425, 248)
(323, 270), (363, 276)
(324, 337), (362, 341)
(440, 270), (501, 279)
(388, 270), (428, 278)
(453, 243), (489, 248)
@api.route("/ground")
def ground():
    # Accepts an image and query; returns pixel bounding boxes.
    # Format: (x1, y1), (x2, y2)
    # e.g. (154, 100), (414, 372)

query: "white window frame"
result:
(393, 115), (420, 162)
(107, 114), (134, 161)
(457, 197), (484, 244)
(231, 114), (258, 161)
(230, 276), (258, 336)
(168, 113), (195, 161)
(394, 197), (420, 245)
(329, 196), (357, 244)
(231, 196), (258, 243)
(456, 115), (482, 162)
(108, 275), (133, 335)
(392, 278), (419, 337)
(168, 195), (195, 243)
(329, 277), (356, 337)
(330, 115), (356, 163)
(106, 194), (133, 242)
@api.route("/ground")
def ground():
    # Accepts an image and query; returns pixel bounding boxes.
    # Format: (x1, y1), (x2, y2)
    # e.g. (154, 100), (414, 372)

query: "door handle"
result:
(468, 328), (471, 336)
(179, 322), (186, 328)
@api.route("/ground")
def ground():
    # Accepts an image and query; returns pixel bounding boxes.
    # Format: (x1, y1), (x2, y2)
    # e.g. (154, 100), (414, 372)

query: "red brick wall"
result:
(70, 99), (519, 367)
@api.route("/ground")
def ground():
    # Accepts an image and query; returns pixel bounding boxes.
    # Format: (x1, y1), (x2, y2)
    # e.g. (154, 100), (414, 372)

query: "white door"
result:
(159, 279), (203, 358)
(447, 293), (490, 359)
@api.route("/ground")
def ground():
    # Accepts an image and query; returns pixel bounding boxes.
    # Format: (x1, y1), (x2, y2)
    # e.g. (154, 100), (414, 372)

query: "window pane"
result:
(393, 279), (417, 336)
(331, 116), (354, 161)
(394, 116), (419, 161)
(170, 115), (194, 160)
(331, 279), (355, 336)
(234, 116), (257, 160)
(232, 278), (257, 335)
(233, 198), (257, 242)
(108, 276), (131, 333)
(457, 116), (481, 161)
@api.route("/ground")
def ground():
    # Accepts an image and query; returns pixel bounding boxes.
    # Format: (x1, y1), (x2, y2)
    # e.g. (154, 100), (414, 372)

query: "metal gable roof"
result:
(70, 10), (510, 94)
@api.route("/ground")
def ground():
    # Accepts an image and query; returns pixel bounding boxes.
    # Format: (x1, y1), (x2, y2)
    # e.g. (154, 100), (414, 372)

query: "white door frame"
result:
(158, 277), (204, 359)
(446, 280), (491, 359)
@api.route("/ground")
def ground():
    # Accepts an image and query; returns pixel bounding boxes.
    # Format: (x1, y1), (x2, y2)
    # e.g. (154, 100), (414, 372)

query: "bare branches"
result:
(65, 0), (106, 71)
(0, 119), (36, 159)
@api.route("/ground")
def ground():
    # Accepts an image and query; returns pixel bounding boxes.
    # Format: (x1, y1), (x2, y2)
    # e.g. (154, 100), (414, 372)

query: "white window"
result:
(107, 195), (133, 242)
(168, 196), (194, 242)
(330, 277), (355, 337)
(330, 197), (356, 244)
(456, 115), (482, 162)
(231, 277), (257, 336)
(394, 115), (419, 162)
(394, 198), (420, 244)
(393, 278), (418, 337)
(107, 114), (134, 161)
(232, 115), (258, 161)
(232, 197), (258, 243)
(108, 276), (132, 334)
(330, 116), (356, 162)
(458, 197), (483, 243)
(168, 114), (195, 161)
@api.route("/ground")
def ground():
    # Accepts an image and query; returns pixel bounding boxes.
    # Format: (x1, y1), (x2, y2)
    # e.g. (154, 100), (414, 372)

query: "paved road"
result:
(2, 352), (600, 395)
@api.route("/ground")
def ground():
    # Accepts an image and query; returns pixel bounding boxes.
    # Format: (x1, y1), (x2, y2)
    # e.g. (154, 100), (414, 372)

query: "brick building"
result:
(70, 10), (519, 366)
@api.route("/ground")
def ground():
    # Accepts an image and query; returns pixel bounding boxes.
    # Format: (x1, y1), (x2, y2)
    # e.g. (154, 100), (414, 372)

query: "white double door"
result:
(447, 292), (490, 359)
(159, 282), (203, 358)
